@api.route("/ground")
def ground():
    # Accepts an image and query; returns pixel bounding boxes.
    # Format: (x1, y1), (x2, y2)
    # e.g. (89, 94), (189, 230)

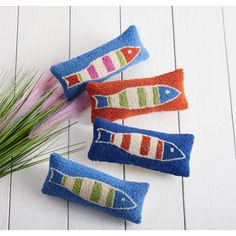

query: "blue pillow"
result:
(42, 153), (149, 224)
(50, 25), (149, 100)
(88, 118), (194, 177)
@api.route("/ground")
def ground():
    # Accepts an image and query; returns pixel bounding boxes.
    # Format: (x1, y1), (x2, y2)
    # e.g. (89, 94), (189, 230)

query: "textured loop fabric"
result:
(50, 25), (149, 100)
(42, 153), (149, 224)
(88, 118), (194, 177)
(87, 69), (188, 122)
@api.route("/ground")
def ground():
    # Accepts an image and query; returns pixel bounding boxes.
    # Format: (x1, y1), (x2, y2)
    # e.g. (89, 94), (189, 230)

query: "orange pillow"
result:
(87, 69), (188, 122)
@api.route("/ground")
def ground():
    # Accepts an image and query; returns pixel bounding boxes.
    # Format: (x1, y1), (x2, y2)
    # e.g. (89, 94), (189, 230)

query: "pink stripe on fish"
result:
(87, 64), (99, 79)
(102, 55), (115, 72)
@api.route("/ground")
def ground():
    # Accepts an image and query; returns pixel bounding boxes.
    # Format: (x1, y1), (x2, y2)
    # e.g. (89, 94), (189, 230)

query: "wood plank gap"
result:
(171, 6), (186, 230)
(67, 5), (72, 231)
(119, 5), (126, 231)
(221, 6), (236, 161)
(8, 6), (20, 230)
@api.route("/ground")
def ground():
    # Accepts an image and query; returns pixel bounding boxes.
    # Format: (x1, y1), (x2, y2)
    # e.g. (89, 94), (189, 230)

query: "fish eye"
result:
(128, 49), (132, 54)
(170, 148), (174, 153)
(165, 90), (170, 94)
(121, 197), (126, 202)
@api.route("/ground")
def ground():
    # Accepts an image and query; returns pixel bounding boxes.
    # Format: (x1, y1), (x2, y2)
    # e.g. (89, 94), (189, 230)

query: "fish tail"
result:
(49, 168), (65, 186)
(94, 95), (111, 108)
(96, 128), (113, 144)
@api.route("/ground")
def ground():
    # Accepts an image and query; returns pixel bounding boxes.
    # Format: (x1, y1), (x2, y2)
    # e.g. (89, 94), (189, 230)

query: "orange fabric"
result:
(140, 136), (151, 156)
(121, 134), (131, 151)
(121, 47), (141, 63)
(155, 140), (163, 160)
(65, 74), (80, 88)
(87, 69), (188, 122)
(111, 133), (115, 143)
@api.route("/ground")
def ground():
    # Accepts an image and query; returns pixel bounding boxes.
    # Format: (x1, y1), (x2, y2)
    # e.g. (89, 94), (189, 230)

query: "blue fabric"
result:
(88, 118), (195, 177)
(50, 25), (149, 100)
(158, 85), (180, 104)
(42, 153), (149, 224)
(96, 96), (108, 108)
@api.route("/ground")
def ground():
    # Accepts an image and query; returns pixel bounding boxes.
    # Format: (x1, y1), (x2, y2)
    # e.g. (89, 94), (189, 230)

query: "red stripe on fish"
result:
(121, 134), (131, 151)
(140, 135), (151, 156)
(155, 140), (163, 160)
(65, 74), (80, 88)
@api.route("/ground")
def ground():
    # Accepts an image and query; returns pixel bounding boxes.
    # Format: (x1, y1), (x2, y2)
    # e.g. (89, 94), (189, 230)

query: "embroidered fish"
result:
(63, 46), (141, 89)
(93, 85), (180, 109)
(96, 128), (185, 161)
(49, 168), (137, 210)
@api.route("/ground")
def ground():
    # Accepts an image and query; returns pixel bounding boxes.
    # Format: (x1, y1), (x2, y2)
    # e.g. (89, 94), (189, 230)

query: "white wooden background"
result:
(0, 6), (236, 230)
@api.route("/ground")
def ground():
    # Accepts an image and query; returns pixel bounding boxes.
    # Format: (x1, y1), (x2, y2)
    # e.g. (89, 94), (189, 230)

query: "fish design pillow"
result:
(88, 118), (194, 177)
(42, 153), (149, 224)
(87, 69), (188, 122)
(50, 25), (149, 100)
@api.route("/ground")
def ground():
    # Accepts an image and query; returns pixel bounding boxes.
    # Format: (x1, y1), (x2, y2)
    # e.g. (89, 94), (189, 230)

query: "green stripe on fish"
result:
(62, 176), (68, 187)
(137, 87), (147, 107)
(90, 181), (102, 203)
(78, 73), (83, 82)
(105, 188), (115, 208)
(116, 51), (126, 67)
(72, 178), (83, 195)
(152, 86), (160, 105)
(119, 91), (129, 108)
(108, 96), (112, 107)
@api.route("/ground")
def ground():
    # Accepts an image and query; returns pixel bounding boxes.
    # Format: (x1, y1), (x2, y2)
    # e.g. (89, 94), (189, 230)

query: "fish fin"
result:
(96, 128), (113, 144)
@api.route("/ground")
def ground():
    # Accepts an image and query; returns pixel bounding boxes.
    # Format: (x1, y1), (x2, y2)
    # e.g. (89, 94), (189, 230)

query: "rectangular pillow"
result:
(50, 25), (149, 100)
(87, 69), (188, 122)
(88, 118), (194, 177)
(42, 153), (149, 224)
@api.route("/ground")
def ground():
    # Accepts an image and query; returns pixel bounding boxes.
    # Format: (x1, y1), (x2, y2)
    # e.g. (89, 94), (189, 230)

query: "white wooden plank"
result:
(69, 6), (124, 229)
(121, 6), (184, 229)
(173, 6), (236, 229)
(223, 6), (236, 165)
(0, 6), (18, 230)
(9, 7), (70, 229)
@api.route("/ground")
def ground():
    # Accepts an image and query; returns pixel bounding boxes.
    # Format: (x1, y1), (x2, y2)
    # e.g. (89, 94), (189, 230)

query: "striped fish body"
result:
(50, 168), (136, 210)
(96, 128), (185, 161)
(93, 85), (180, 109)
(63, 46), (141, 88)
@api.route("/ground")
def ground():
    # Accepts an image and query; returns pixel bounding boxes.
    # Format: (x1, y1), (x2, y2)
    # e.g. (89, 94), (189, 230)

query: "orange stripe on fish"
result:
(155, 140), (163, 160)
(111, 133), (115, 143)
(121, 134), (131, 151)
(140, 135), (151, 156)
